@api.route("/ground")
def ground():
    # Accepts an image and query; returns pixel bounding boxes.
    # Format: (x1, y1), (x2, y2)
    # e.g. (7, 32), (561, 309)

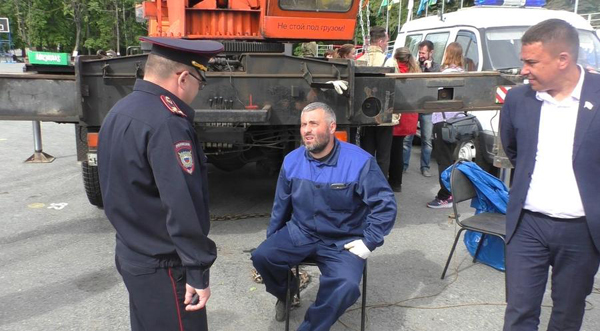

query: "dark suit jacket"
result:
(500, 70), (600, 251)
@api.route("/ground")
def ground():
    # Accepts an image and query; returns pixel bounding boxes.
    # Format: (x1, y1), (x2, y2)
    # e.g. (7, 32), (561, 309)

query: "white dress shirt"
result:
(524, 66), (585, 219)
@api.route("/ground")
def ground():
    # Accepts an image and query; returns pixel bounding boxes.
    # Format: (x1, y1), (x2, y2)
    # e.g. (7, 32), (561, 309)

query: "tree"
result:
(64, 0), (85, 54)
(0, 0), (146, 55)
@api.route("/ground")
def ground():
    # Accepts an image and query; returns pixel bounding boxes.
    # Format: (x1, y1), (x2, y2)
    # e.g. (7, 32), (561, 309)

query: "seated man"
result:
(252, 102), (397, 330)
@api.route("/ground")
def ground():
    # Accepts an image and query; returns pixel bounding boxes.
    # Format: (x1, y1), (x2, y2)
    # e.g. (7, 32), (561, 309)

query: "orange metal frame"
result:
(142, 0), (359, 41)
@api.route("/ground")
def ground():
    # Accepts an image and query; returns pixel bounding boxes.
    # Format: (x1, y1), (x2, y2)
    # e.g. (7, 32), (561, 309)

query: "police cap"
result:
(140, 36), (224, 81)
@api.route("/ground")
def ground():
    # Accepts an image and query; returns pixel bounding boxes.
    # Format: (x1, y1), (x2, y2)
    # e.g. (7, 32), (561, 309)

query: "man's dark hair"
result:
(418, 40), (434, 52)
(370, 27), (387, 44)
(522, 19), (579, 60)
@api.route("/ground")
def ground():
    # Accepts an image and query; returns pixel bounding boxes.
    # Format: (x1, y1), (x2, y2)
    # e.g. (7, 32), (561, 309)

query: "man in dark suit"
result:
(500, 19), (600, 331)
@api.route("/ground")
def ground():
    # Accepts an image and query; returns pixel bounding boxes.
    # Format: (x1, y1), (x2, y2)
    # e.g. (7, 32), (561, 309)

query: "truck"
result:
(0, 0), (512, 207)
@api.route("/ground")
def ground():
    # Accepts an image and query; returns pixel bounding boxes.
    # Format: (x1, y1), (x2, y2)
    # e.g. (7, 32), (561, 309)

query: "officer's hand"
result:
(184, 284), (211, 311)
(344, 240), (371, 259)
(325, 80), (349, 95)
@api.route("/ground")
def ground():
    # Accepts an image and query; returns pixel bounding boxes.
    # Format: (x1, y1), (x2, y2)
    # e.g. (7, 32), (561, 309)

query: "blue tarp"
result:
(441, 161), (508, 271)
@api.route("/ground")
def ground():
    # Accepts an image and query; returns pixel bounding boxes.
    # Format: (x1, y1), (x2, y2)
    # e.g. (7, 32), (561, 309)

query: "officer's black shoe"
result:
(275, 299), (287, 322)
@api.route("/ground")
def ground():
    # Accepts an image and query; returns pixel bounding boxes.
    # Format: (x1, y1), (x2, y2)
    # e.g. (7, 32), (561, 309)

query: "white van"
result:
(393, 5), (600, 172)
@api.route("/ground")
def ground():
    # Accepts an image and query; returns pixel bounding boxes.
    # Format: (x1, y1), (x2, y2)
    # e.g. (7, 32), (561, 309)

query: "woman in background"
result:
(427, 42), (465, 208)
(388, 47), (420, 192)
(334, 44), (356, 60)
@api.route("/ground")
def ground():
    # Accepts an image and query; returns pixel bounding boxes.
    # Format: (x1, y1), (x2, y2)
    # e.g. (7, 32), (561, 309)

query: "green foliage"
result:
(1, 0), (597, 55)
(546, 0), (599, 13)
(353, 0), (598, 47)
(0, 0), (146, 54)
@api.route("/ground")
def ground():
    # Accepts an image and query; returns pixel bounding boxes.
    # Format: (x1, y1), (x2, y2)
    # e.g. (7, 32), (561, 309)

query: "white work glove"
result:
(344, 240), (371, 259)
(326, 80), (348, 95)
(423, 60), (433, 69)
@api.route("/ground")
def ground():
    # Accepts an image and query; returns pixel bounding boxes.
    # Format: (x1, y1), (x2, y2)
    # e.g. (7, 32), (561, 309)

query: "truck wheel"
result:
(82, 161), (103, 208)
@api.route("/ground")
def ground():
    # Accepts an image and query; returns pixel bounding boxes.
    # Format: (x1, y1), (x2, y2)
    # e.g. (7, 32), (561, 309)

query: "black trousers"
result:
(432, 122), (456, 200)
(361, 126), (393, 178)
(388, 135), (405, 188)
(116, 256), (208, 331)
(503, 211), (600, 331)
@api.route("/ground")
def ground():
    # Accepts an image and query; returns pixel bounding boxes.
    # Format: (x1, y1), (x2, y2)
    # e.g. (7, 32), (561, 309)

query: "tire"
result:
(82, 161), (103, 208)
(454, 139), (477, 163)
(453, 138), (498, 176)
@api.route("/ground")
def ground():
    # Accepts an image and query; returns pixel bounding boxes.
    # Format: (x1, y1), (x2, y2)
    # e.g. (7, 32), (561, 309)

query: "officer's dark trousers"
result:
(361, 126), (393, 178)
(251, 226), (365, 331)
(116, 256), (208, 331)
(503, 211), (600, 331)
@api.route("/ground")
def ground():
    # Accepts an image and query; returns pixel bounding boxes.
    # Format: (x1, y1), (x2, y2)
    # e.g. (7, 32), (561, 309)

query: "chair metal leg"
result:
(472, 233), (485, 263)
(503, 241), (508, 302)
(296, 265), (300, 301)
(441, 228), (466, 279)
(287, 262), (368, 330)
(285, 269), (291, 331)
(361, 262), (367, 331)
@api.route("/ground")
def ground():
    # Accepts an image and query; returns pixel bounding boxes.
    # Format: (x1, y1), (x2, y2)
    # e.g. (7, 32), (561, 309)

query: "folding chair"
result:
(285, 260), (368, 331)
(440, 161), (507, 280)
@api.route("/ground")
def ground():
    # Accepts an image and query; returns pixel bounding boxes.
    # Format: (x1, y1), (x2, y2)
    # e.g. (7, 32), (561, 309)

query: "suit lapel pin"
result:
(584, 101), (594, 111)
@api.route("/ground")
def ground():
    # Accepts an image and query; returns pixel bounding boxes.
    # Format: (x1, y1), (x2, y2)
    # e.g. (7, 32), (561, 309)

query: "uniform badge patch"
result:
(174, 141), (195, 174)
(161, 95), (187, 117)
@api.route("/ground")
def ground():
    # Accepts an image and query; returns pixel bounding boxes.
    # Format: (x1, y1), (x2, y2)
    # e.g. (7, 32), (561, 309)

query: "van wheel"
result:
(454, 140), (477, 162)
(454, 139), (498, 176)
(82, 161), (103, 208)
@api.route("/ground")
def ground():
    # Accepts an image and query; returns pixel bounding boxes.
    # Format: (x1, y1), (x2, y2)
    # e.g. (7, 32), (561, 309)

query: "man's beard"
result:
(304, 132), (330, 154)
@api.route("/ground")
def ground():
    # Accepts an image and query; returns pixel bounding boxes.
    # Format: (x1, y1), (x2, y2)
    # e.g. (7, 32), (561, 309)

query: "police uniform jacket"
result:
(267, 139), (397, 251)
(98, 79), (214, 289)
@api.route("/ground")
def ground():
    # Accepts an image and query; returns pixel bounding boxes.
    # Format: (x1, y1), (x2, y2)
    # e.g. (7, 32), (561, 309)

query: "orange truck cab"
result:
(142, 0), (359, 41)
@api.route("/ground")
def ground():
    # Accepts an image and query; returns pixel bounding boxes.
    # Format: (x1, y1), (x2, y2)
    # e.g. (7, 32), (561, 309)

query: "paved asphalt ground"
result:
(1, 121), (599, 331)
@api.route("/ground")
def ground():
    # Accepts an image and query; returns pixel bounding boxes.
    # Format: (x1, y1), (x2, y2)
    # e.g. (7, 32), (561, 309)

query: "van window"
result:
(455, 30), (479, 71)
(425, 32), (450, 65)
(486, 27), (600, 71)
(579, 31), (600, 70)
(485, 27), (523, 70)
(405, 34), (423, 56)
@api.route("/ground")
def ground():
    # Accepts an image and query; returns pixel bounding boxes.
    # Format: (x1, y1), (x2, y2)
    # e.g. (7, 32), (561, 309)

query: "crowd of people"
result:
(323, 28), (468, 207)
(96, 18), (599, 331)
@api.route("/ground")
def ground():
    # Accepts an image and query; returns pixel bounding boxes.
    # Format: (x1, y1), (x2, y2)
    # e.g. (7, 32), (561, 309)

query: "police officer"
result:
(98, 37), (223, 331)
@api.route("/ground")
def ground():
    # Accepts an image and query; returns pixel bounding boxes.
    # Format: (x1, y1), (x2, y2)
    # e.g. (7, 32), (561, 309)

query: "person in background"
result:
(417, 40), (441, 72)
(356, 26), (388, 67)
(427, 42), (465, 209)
(388, 47), (420, 192)
(334, 44), (356, 60)
(299, 42), (318, 57)
(403, 40), (439, 177)
(358, 27), (394, 178)
(324, 49), (336, 59)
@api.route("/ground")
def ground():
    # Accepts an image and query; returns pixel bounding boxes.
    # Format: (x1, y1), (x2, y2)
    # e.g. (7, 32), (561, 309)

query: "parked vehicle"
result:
(392, 4), (600, 173)
(0, 0), (512, 207)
